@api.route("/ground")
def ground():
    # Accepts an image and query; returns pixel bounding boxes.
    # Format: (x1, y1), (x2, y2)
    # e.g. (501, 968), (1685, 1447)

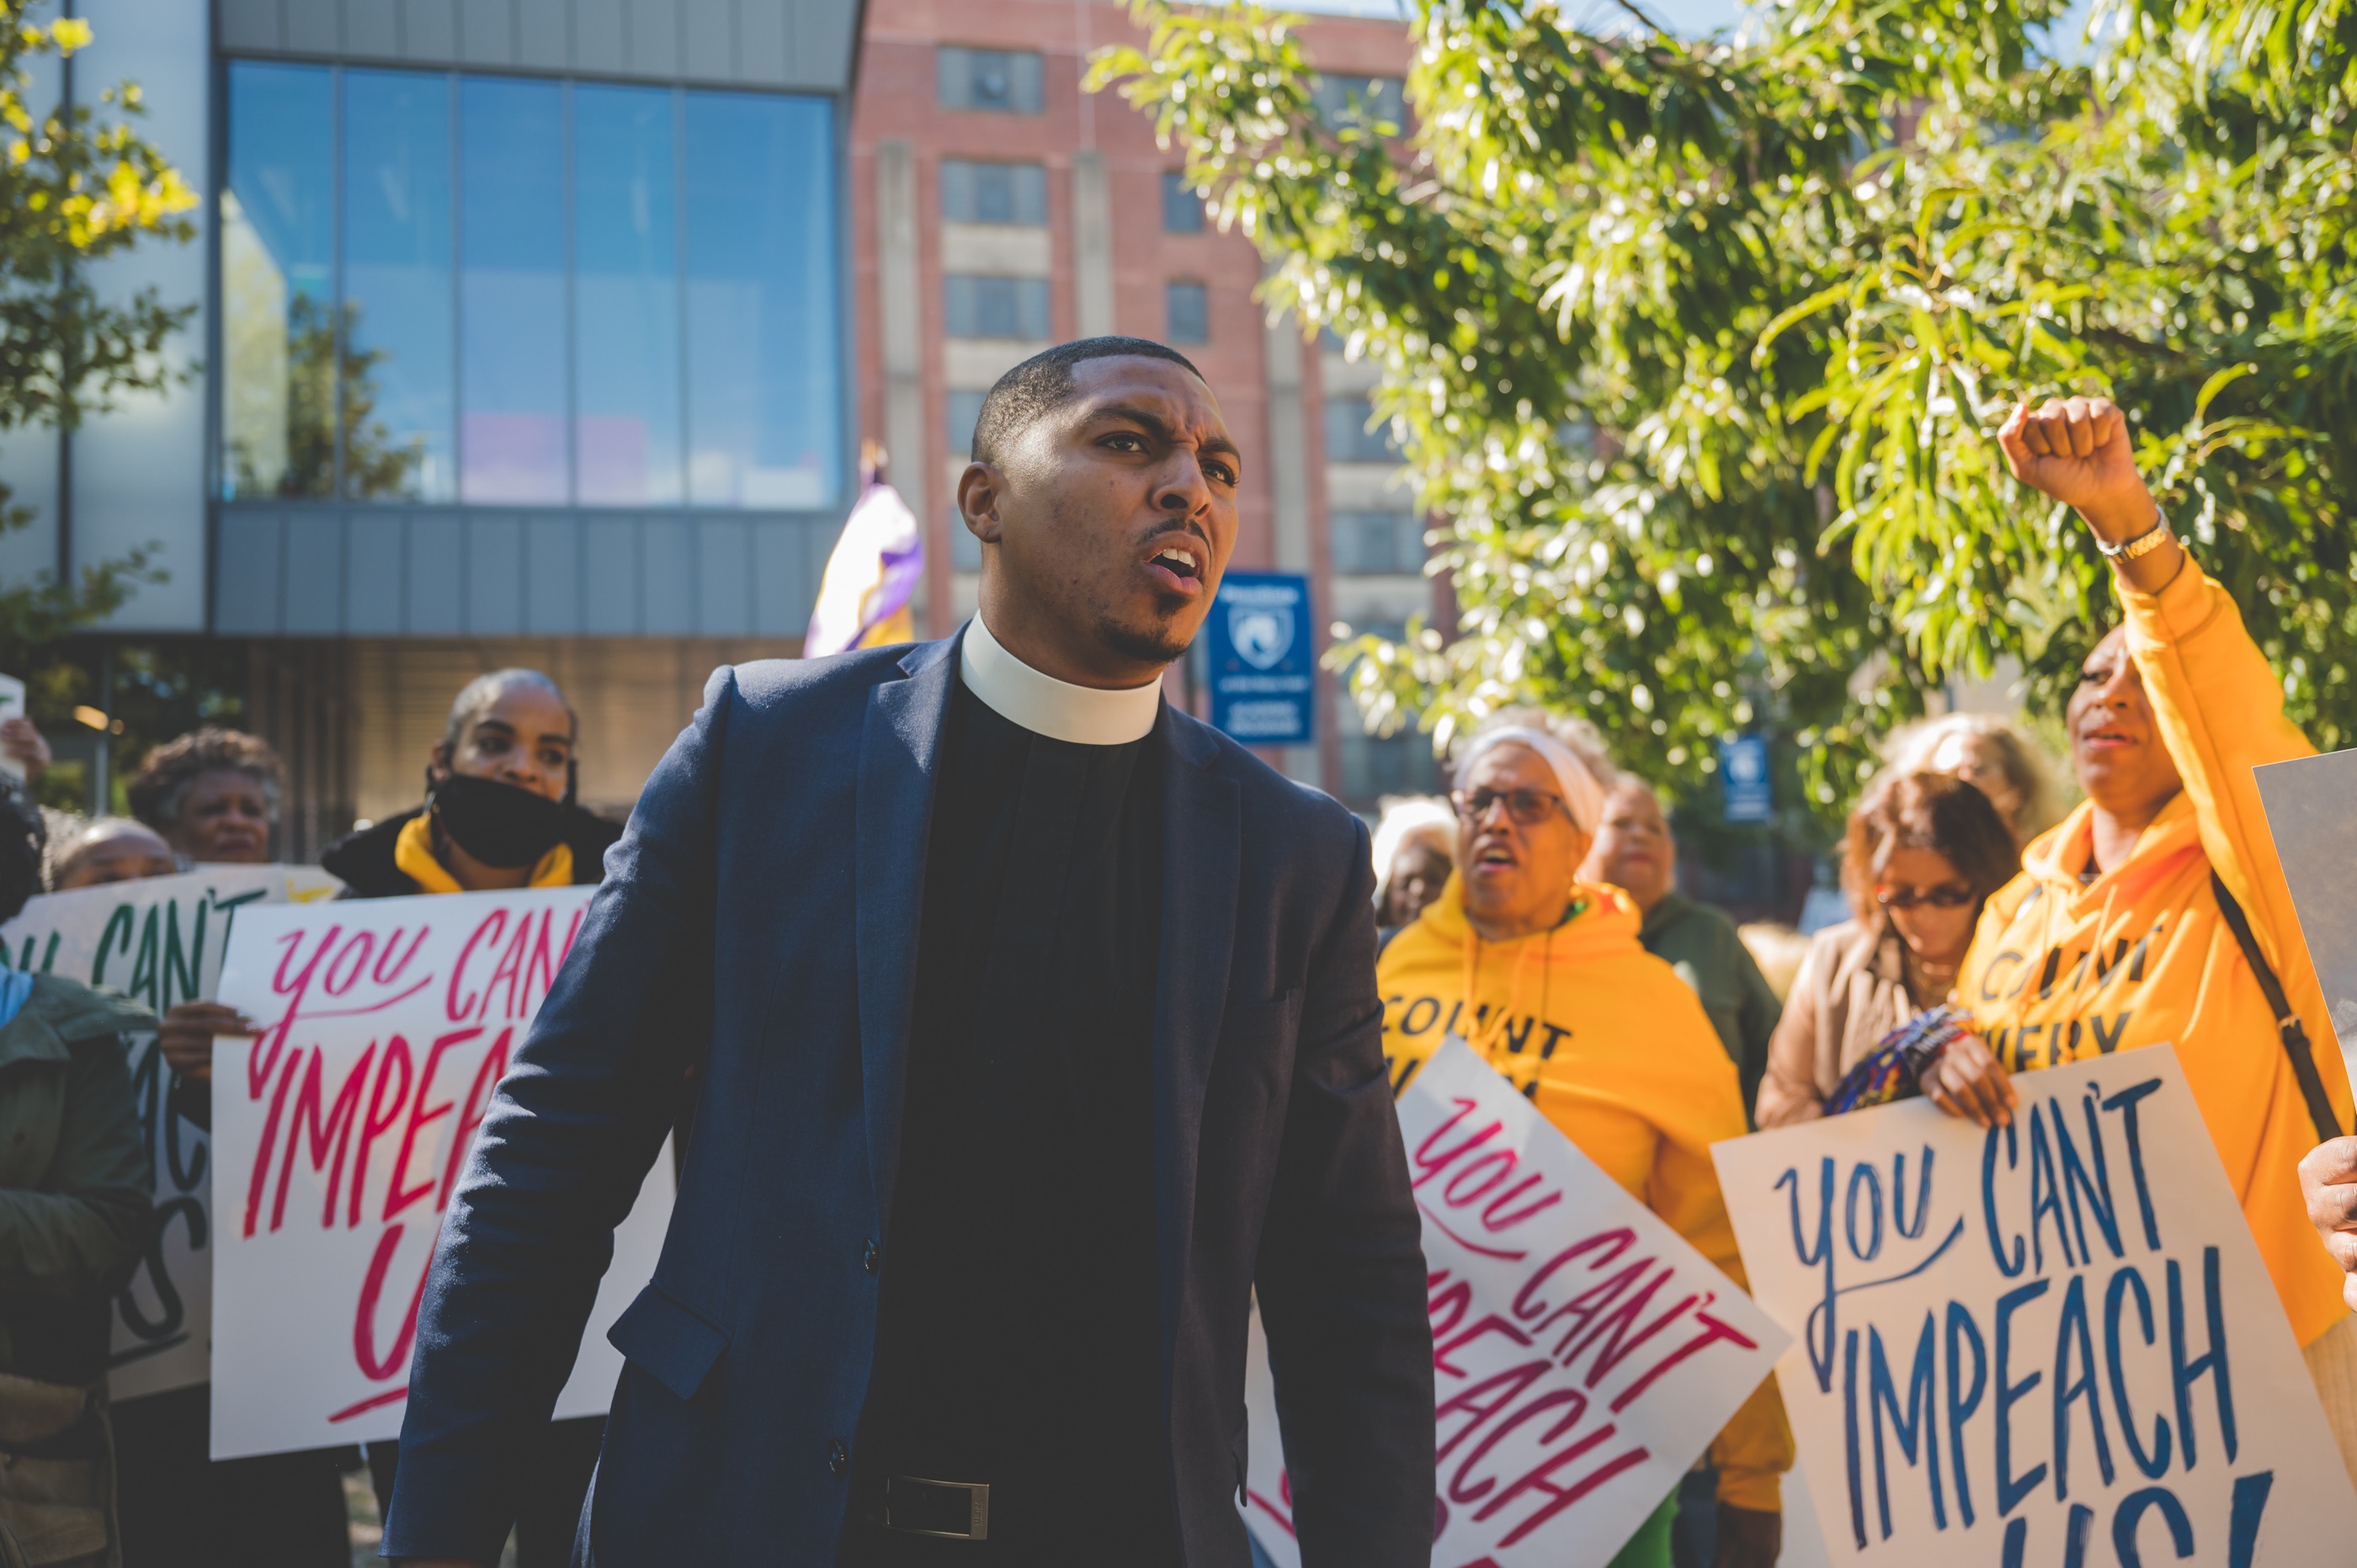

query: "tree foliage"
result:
(1093, 0), (2357, 824)
(0, 0), (196, 667)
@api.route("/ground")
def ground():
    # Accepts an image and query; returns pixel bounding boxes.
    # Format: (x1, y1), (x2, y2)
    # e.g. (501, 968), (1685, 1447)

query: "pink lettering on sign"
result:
(1247, 1050), (1785, 1568)
(232, 905), (579, 1426)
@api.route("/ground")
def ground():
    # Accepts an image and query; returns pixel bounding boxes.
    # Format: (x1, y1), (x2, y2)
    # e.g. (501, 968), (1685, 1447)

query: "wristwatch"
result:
(2096, 510), (2176, 562)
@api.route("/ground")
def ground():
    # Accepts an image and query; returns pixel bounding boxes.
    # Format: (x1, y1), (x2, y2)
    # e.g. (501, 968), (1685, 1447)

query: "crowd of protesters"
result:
(0, 388), (2353, 1562)
(0, 667), (616, 1565)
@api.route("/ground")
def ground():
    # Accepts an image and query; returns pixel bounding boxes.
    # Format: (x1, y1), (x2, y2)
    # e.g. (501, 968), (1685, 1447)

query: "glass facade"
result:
(221, 61), (843, 512)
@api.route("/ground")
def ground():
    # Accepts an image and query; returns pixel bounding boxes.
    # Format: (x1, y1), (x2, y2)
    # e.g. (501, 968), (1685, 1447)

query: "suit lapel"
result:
(1151, 710), (1241, 1359)
(854, 639), (959, 1236)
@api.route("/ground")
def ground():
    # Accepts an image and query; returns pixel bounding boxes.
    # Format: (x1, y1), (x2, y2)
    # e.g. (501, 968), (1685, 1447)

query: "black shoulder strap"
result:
(2210, 871), (2344, 1143)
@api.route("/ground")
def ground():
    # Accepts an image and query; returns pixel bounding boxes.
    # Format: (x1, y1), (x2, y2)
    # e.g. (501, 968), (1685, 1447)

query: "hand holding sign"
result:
(1244, 1039), (1789, 1568)
(1715, 1047), (2357, 1567)
(210, 889), (674, 1459)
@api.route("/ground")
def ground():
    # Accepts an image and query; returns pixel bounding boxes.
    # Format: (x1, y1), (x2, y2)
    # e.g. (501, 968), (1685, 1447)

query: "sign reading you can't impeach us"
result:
(1714, 1048), (2357, 1567)
(210, 888), (674, 1460)
(1244, 1038), (1789, 1567)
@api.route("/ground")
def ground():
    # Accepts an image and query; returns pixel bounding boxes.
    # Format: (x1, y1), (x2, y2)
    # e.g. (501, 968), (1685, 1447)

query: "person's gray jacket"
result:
(384, 632), (1436, 1566)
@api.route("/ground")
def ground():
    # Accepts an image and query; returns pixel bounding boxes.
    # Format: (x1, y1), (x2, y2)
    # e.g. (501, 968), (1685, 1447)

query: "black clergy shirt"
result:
(847, 677), (1177, 1564)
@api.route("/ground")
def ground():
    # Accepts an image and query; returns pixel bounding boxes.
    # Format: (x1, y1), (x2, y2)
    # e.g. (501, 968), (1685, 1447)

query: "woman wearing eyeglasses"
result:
(1376, 716), (1792, 1568)
(1754, 772), (2019, 1127)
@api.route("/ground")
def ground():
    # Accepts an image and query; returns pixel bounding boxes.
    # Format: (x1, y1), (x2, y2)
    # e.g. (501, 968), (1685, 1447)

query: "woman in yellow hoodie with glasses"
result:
(1377, 718), (1792, 1568)
(1922, 396), (2357, 1477)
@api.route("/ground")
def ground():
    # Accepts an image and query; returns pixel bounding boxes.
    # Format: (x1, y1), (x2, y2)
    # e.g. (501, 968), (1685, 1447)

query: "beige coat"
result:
(1754, 918), (1922, 1127)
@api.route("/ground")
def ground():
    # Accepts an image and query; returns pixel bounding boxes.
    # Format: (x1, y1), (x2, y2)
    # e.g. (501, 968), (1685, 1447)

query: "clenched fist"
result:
(1998, 395), (2184, 592)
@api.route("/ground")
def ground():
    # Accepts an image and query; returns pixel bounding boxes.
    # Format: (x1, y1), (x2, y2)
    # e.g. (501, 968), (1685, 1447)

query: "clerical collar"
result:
(960, 615), (1162, 746)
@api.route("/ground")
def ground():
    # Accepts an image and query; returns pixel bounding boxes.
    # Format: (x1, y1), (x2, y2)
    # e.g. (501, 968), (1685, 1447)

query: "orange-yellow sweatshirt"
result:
(1377, 875), (1796, 1511)
(1955, 559), (2352, 1348)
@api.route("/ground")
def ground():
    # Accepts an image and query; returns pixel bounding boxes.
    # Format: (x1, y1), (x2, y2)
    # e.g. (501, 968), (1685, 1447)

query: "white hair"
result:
(1370, 797), (1457, 906)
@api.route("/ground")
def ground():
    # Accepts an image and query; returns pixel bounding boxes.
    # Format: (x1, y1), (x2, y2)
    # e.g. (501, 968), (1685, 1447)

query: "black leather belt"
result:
(883, 1475), (991, 1540)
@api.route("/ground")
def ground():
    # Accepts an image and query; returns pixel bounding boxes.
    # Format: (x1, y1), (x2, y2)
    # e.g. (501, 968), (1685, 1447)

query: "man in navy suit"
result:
(386, 338), (1435, 1566)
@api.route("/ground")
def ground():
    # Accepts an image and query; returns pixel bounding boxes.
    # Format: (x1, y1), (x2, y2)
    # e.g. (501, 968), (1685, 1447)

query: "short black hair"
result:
(971, 336), (1205, 466)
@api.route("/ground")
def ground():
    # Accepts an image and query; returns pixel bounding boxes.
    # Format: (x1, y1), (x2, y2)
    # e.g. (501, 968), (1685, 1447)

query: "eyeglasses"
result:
(1875, 883), (1976, 911)
(1452, 787), (1568, 827)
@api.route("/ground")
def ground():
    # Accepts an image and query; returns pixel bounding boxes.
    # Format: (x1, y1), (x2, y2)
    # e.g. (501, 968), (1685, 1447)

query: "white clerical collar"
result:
(959, 614), (1162, 746)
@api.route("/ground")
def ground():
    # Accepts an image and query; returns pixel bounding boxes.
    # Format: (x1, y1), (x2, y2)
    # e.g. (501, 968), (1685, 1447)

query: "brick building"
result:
(850, 0), (1450, 807)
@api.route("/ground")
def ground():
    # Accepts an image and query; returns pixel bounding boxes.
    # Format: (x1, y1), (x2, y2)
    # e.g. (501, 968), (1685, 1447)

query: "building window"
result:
(221, 62), (843, 511)
(1162, 172), (1204, 233)
(1333, 628), (1439, 805)
(1333, 511), (1423, 575)
(941, 160), (1047, 226)
(944, 274), (1051, 341)
(937, 46), (1043, 114)
(1166, 281), (1210, 344)
(947, 389), (987, 458)
(1311, 75), (1406, 131)
(1324, 397), (1399, 463)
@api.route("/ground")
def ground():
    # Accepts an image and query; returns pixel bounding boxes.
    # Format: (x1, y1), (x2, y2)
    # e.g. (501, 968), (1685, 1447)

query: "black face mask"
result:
(428, 771), (568, 869)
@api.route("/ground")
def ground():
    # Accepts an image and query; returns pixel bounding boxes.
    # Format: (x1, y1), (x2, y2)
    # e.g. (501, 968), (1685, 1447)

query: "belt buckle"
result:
(883, 1475), (991, 1540)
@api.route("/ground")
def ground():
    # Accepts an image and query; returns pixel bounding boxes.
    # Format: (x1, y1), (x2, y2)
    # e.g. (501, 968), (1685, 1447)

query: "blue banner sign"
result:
(1209, 571), (1314, 746)
(1720, 732), (1773, 823)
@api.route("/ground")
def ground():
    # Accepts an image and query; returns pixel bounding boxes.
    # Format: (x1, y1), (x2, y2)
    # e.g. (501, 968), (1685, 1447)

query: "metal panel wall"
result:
(240, 0), (862, 89)
(215, 508), (834, 637)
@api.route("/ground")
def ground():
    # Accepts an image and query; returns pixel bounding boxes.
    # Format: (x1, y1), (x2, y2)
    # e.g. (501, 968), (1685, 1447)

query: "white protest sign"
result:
(1713, 1047), (2357, 1567)
(1243, 1038), (1789, 1566)
(210, 887), (675, 1459)
(0, 864), (338, 1401)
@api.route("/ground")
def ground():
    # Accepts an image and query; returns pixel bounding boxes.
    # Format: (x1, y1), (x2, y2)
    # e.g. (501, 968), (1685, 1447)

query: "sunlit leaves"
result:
(1097, 0), (2357, 824)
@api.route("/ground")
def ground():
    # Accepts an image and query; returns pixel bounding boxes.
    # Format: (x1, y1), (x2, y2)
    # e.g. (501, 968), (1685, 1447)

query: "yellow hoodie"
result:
(1378, 874), (1795, 1511)
(1955, 559), (2352, 1349)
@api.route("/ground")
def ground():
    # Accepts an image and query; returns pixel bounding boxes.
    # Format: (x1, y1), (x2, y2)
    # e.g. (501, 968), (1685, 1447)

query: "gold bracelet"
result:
(2096, 510), (2175, 562)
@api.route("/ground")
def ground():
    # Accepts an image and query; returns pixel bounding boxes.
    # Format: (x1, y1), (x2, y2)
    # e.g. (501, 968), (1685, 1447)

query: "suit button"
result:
(829, 1438), (849, 1477)
(863, 1238), (880, 1274)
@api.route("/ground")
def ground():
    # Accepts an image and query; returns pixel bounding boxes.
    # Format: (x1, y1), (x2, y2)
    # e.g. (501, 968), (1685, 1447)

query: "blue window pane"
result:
(460, 77), (567, 504)
(574, 83), (682, 507)
(1161, 171), (1203, 234)
(942, 274), (1050, 340)
(684, 92), (841, 509)
(222, 62), (335, 498)
(343, 70), (455, 501)
(1166, 279), (1209, 343)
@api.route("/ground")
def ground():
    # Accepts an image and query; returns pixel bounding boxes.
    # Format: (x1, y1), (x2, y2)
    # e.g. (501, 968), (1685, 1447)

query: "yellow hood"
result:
(1377, 871), (1792, 1507)
(1956, 556), (2349, 1348)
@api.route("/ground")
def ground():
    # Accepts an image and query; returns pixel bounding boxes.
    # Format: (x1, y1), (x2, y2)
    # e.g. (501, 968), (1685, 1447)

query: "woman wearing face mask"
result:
(318, 668), (620, 898)
(154, 670), (620, 1566)
(1754, 772), (2019, 1127)
(1947, 396), (2357, 1479)
(1376, 716), (1792, 1568)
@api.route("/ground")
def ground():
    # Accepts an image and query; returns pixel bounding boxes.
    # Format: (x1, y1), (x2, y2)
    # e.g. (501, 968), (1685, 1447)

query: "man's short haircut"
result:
(444, 668), (577, 751)
(971, 337), (1205, 466)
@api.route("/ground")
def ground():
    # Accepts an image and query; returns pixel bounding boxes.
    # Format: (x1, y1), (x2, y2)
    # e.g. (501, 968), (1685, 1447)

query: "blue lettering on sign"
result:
(1765, 1071), (2275, 1560)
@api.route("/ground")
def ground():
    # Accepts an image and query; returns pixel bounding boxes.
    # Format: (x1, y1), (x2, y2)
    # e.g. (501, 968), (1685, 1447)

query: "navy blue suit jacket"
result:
(383, 635), (1435, 1565)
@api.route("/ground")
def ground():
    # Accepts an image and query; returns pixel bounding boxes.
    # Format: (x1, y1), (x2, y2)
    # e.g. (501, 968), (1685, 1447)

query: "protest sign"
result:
(0, 864), (338, 1401)
(210, 887), (675, 1459)
(1714, 1047), (2357, 1567)
(1242, 1037), (1789, 1566)
(2254, 748), (2357, 1086)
